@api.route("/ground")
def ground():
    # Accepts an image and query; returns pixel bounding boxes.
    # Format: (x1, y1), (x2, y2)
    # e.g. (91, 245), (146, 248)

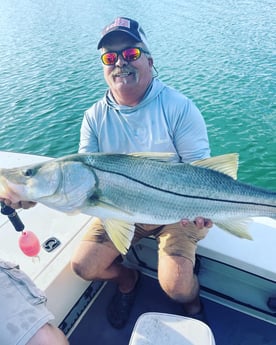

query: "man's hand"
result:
(181, 217), (213, 229)
(0, 198), (36, 210)
(180, 217), (212, 242)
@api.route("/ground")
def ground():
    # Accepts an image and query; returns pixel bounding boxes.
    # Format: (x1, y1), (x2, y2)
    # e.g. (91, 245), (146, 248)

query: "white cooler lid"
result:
(128, 312), (216, 345)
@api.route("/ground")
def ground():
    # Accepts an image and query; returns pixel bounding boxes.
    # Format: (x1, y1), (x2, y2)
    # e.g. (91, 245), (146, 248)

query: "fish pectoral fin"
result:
(215, 218), (253, 240)
(103, 219), (135, 255)
(191, 153), (239, 180)
(130, 152), (176, 162)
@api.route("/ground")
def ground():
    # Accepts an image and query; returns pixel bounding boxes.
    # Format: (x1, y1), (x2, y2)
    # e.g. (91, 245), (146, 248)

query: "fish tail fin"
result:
(252, 217), (276, 228)
(215, 218), (253, 240)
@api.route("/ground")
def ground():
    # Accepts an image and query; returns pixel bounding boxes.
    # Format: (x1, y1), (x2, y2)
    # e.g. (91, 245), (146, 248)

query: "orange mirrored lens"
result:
(122, 48), (141, 61)
(101, 47), (142, 65)
(101, 52), (117, 65)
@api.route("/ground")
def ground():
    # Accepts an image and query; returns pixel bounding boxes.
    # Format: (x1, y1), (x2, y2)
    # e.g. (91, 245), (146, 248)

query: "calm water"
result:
(0, 0), (275, 189)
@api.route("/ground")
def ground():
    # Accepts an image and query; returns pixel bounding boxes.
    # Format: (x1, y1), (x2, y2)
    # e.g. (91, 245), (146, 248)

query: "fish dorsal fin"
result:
(215, 218), (253, 240)
(130, 152), (176, 162)
(191, 153), (239, 180)
(103, 219), (135, 254)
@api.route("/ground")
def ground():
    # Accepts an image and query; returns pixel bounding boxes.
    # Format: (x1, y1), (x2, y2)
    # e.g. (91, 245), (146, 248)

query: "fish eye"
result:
(23, 168), (35, 177)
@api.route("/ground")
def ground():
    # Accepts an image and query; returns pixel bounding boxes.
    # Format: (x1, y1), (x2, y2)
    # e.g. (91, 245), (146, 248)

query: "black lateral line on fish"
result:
(92, 166), (276, 209)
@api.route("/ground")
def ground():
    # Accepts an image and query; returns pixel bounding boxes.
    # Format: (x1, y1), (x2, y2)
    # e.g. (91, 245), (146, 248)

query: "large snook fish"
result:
(0, 152), (275, 254)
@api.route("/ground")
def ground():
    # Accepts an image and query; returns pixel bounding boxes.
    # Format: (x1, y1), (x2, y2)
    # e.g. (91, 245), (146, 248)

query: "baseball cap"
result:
(97, 17), (150, 51)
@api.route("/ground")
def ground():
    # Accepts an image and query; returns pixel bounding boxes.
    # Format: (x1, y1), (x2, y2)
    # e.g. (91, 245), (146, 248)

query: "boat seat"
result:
(128, 312), (216, 345)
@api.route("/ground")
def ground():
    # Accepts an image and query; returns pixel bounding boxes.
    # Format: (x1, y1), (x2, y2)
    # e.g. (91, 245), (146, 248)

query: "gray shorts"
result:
(0, 260), (54, 345)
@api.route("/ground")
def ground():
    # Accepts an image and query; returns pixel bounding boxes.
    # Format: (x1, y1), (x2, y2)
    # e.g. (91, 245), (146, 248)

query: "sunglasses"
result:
(101, 47), (149, 66)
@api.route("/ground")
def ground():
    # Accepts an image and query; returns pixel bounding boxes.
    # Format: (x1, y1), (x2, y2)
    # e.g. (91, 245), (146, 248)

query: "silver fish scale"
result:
(81, 154), (276, 223)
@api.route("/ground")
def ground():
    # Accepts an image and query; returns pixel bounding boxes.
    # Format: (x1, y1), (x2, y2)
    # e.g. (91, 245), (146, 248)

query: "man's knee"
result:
(71, 259), (84, 278)
(71, 244), (118, 281)
(160, 273), (196, 298)
(70, 241), (106, 280)
(71, 259), (97, 281)
(158, 255), (197, 301)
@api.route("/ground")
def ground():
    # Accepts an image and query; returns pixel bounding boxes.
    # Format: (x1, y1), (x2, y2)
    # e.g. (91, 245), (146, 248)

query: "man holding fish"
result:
(70, 17), (212, 328)
(2, 17), (212, 328)
(1, 17), (275, 331)
(1, 16), (212, 329)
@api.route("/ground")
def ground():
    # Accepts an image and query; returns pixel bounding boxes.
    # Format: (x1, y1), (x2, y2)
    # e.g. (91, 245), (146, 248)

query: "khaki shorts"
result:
(82, 218), (209, 265)
(0, 260), (54, 345)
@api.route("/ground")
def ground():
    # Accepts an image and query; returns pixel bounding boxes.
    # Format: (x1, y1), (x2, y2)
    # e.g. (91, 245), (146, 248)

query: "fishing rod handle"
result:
(1, 202), (25, 232)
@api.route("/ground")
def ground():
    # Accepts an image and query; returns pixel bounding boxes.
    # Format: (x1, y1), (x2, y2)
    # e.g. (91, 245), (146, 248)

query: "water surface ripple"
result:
(0, 0), (275, 189)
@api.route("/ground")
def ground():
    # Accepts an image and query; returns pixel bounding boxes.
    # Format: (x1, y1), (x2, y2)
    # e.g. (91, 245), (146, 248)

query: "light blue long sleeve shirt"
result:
(79, 79), (210, 163)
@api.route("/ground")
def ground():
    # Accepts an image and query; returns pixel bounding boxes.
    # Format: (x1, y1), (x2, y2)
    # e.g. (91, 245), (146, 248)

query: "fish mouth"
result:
(0, 176), (22, 203)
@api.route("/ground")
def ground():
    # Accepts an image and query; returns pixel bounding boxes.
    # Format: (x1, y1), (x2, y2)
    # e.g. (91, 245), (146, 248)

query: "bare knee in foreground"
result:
(27, 323), (69, 345)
